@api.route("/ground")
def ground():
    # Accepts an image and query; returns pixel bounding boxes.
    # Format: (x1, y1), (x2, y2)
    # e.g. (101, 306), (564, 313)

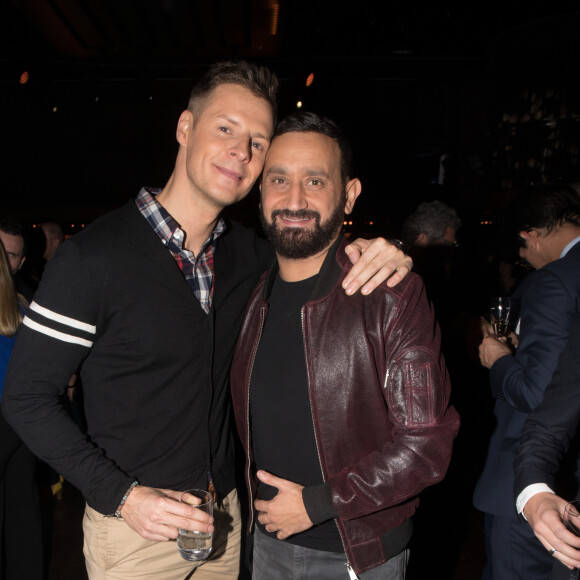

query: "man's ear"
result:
(415, 232), (429, 246)
(519, 229), (540, 249)
(344, 178), (362, 215)
(176, 110), (193, 146)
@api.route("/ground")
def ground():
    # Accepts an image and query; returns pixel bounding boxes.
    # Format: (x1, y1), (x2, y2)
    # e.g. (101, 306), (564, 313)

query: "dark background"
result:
(2, 1), (580, 244)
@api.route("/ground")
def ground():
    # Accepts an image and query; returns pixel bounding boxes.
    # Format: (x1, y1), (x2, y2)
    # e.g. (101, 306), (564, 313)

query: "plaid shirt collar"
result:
(135, 187), (226, 313)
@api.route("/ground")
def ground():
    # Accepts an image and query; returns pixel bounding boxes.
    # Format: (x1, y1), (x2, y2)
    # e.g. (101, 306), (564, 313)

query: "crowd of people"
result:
(1, 59), (580, 580)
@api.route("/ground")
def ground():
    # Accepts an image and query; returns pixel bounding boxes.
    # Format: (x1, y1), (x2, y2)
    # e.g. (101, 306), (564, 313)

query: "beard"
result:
(260, 198), (346, 260)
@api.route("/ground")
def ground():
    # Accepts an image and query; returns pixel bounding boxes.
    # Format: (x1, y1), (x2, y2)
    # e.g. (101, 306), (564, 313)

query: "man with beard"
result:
(230, 112), (460, 579)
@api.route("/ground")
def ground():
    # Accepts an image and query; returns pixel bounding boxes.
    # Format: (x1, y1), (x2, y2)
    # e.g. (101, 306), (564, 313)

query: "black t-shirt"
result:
(250, 272), (343, 553)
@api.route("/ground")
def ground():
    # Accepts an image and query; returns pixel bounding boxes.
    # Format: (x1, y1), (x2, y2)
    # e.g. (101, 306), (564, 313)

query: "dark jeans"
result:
(0, 405), (43, 580)
(253, 527), (409, 579)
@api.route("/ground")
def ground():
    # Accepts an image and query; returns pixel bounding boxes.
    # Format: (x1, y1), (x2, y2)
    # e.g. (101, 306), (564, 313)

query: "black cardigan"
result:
(3, 199), (272, 514)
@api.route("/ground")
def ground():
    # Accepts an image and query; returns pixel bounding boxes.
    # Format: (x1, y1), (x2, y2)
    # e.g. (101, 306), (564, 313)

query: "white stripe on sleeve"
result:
(29, 301), (96, 334)
(22, 317), (94, 348)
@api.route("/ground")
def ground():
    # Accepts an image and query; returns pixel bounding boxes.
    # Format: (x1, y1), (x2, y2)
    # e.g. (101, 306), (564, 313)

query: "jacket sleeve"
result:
(514, 313), (580, 497)
(327, 278), (460, 520)
(489, 268), (578, 413)
(1, 240), (135, 514)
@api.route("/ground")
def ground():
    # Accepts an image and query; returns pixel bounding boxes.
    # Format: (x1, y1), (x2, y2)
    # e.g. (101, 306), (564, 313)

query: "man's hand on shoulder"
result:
(343, 238), (412, 295)
(254, 471), (313, 540)
(523, 492), (580, 571)
(120, 485), (214, 541)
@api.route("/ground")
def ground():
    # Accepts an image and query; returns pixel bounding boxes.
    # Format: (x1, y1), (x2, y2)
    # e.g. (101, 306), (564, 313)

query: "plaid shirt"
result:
(135, 187), (225, 313)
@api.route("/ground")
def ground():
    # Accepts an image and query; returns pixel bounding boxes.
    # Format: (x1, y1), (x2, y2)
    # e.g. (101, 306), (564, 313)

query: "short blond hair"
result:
(188, 60), (279, 125)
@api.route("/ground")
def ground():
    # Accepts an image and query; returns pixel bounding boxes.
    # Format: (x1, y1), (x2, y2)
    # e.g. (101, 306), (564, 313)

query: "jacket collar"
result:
(261, 233), (347, 303)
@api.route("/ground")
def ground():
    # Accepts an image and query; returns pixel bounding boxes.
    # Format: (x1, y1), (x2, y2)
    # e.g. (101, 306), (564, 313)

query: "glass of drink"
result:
(564, 501), (580, 579)
(490, 297), (511, 337)
(177, 489), (213, 562)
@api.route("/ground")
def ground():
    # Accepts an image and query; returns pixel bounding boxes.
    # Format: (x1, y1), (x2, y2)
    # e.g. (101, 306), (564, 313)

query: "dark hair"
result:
(0, 218), (27, 256)
(273, 112), (353, 186)
(188, 60), (279, 124)
(509, 183), (580, 240)
(402, 200), (462, 246)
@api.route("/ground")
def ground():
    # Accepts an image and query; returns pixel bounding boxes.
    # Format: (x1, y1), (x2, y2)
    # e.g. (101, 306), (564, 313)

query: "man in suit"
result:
(514, 313), (580, 578)
(474, 183), (580, 579)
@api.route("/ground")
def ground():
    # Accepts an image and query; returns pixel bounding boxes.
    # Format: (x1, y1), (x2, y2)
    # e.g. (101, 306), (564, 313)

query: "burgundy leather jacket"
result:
(230, 236), (460, 575)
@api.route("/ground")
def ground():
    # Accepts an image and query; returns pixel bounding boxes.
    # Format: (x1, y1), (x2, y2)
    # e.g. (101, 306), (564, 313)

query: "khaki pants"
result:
(83, 488), (241, 580)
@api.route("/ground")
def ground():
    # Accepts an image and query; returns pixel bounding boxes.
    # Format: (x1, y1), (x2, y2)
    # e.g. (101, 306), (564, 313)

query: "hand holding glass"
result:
(490, 297), (511, 337)
(177, 489), (213, 562)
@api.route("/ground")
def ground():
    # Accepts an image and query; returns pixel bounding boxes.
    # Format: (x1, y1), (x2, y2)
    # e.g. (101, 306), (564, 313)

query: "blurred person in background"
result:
(40, 222), (65, 262)
(475, 183), (580, 579)
(402, 200), (461, 249)
(0, 244), (43, 580)
(0, 219), (33, 302)
(402, 200), (463, 321)
(402, 200), (492, 577)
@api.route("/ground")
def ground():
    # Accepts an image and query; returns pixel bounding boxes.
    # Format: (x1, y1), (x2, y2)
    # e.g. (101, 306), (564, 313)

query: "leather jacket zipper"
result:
(383, 359), (395, 391)
(302, 307), (360, 580)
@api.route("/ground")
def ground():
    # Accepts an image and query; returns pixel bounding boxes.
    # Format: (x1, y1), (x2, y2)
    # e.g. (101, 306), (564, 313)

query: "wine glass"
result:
(564, 501), (580, 579)
(490, 297), (511, 337)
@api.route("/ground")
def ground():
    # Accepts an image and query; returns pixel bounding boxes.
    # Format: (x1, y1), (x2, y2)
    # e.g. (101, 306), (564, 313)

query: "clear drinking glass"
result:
(177, 489), (213, 562)
(490, 296), (511, 336)
(564, 501), (580, 579)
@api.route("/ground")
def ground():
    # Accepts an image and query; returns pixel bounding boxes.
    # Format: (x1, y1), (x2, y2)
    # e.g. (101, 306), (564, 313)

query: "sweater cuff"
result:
(88, 474), (137, 516)
(302, 483), (338, 525)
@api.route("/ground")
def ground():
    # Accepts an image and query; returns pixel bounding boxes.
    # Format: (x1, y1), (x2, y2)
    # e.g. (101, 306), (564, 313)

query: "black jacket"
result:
(514, 312), (580, 502)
